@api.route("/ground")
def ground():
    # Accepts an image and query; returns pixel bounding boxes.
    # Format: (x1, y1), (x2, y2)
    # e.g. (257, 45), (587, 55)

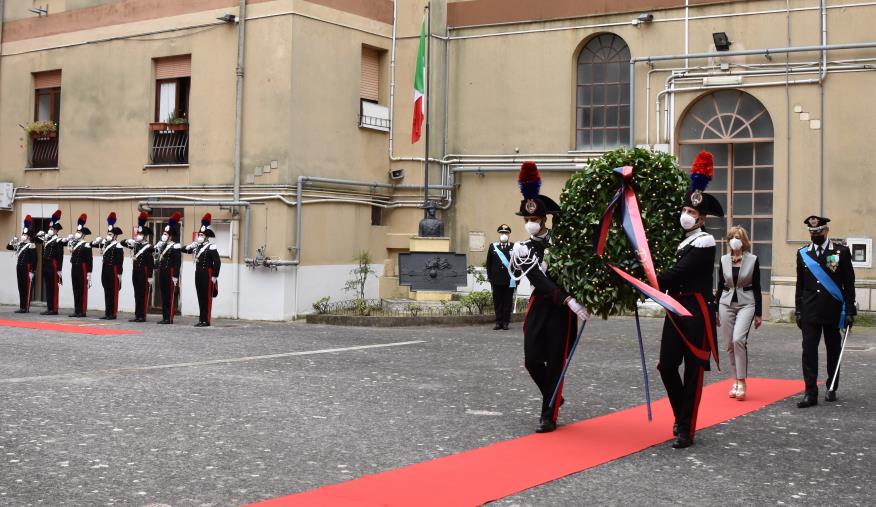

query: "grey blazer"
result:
(719, 252), (758, 306)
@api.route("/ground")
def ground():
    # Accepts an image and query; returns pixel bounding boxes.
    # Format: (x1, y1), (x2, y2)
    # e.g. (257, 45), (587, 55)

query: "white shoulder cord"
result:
(509, 241), (540, 283)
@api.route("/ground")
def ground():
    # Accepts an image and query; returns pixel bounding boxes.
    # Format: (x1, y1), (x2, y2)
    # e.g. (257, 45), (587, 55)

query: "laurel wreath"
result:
(549, 148), (689, 319)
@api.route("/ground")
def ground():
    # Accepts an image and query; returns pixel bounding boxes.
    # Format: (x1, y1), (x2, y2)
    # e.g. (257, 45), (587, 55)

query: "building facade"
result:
(1, 0), (874, 319)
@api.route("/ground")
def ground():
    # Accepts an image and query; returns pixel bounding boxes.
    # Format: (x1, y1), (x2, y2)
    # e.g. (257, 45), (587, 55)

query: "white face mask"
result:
(106, 234), (114, 242)
(524, 221), (542, 236)
(196, 235), (205, 244)
(74, 232), (83, 239)
(161, 234), (169, 242)
(136, 234), (144, 242)
(20, 235), (28, 243)
(46, 229), (55, 237)
(499, 234), (509, 242)
(679, 212), (698, 231)
(728, 238), (743, 251)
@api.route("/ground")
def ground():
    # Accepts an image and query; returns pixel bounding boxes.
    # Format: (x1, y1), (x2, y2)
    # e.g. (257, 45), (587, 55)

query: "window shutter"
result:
(155, 55), (192, 79)
(360, 47), (379, 102)
(34, 70), (62, 89)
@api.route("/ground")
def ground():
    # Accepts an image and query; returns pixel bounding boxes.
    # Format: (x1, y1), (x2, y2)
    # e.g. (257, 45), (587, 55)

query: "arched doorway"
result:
(677, 90), (774, 292)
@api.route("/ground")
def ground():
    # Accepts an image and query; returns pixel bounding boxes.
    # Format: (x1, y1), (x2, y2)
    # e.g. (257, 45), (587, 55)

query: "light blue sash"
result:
(492, 242), (516, 288)
(799, 247), (846, 329)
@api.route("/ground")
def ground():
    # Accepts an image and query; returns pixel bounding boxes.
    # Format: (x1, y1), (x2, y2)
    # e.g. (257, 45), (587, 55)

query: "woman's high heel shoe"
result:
(735, 381), (746, 401)
(729, 382), (739, 398)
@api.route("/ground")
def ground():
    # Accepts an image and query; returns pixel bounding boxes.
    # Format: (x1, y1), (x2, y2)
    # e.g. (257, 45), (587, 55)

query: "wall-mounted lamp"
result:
(631, 13), (654, 26)
(217, 13), (238, 23)
(712, 32), (732, 51)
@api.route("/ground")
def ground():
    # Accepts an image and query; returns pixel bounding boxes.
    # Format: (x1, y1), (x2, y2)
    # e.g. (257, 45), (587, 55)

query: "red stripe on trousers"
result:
(207, 268), (213, 324)
(113, 266), (119, 318)
(552, 309), (575, 422)
(688, 366), (705, 440)
(169, 268), (175, 323)
(53, 260), (59, 311)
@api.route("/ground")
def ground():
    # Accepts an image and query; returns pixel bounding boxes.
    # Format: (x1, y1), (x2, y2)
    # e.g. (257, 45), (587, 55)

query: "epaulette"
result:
(209, 244), (217, 250)
(692, 234), (716, 248)
(173, 243), (181, 249)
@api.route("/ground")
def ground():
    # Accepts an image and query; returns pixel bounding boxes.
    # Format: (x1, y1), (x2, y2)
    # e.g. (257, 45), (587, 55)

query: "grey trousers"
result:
(719, 301), (756, 380)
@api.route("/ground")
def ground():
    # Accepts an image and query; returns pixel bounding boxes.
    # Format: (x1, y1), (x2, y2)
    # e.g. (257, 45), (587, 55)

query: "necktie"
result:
(817, 247), (823, 260)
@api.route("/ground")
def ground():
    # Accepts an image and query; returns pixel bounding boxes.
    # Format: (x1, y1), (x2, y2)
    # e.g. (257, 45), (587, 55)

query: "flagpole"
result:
(423, 1), (431, 214)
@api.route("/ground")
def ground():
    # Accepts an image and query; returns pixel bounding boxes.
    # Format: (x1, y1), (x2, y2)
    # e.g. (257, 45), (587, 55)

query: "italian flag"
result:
(412, 16), (426, 144)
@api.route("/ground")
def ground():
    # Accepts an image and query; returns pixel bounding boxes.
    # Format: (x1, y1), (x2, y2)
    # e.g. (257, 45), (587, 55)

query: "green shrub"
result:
(312, 296), (331, 314)
(460, 290), (492, 315)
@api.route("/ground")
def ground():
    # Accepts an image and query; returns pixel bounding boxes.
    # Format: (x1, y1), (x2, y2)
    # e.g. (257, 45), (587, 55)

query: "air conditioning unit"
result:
(0, 183), (13, 210)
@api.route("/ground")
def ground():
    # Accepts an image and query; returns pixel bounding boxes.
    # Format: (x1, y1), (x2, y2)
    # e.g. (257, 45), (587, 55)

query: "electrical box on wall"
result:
(845, 237), (872, 268)
(0, 183), (13, 210)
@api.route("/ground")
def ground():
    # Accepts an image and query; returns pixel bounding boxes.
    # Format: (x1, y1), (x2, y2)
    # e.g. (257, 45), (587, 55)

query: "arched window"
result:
(575, 34), (631, 151)
(678, 90), (775, 291)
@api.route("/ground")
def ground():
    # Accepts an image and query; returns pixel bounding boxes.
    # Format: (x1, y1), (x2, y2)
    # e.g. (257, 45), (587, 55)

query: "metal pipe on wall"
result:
(232, 0), (247, 204)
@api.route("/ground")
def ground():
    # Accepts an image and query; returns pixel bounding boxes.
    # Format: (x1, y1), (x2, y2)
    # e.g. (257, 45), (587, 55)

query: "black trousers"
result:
(524, 299), (575, 422)
(657, 328), (705, 441)
(195, 268), (215, 324)
(101, 266), (120, 318)
(158, 268), (177, 322)
(801, 321), (843, 395)
(132, 267), (151, 320)
(71, 263), (88, 315)
(42, 260), (60, 312)
(490, 283), (514, 323)
(658, 296), (713, 441)
(16, 266), (33, 311)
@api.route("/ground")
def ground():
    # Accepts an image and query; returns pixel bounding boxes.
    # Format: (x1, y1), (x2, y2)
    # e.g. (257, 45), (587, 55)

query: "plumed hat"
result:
(198, 213), (215, 238)
(682, 151), (724, 217)
(515, 161), (560, 217)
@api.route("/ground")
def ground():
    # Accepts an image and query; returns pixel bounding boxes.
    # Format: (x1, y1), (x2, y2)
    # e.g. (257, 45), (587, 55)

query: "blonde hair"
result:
(726, 225), (751, 252)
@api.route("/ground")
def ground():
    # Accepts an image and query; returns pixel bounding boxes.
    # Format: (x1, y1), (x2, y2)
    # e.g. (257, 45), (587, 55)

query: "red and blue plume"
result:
(201, 213), (212, 228)
(107, 212), (117, 226)
(690, 151), (714, 192)
(51, 209), (62, 225)
(78, 214), (87, 226)
(169, 212), (181, 226)
(518, 161), (542, 200)
(137, 211), (149, 227)
(23, 215), (32, 229)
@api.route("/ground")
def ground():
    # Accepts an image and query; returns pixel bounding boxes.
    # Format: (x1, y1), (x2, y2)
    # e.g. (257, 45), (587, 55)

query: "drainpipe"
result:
(819, 0), (827, 216)
(233, 0), (247, 204)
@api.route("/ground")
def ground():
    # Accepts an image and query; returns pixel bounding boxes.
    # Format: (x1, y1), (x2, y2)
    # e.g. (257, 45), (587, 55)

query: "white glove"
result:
(211, 277), (218, 284)
(566, 298), (590, 322)
(511, 242), (530, 259)
(67, 234), (74, 241)
(172, 277), (179, 286)
(126, 239), (135, 247)
(28, 272), (34, 281)
(87, 273), (92, 288)
(36, 231), (46, 240)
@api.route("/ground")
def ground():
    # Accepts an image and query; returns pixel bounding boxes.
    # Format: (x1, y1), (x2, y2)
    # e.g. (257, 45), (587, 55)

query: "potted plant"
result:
(25, 120), (58, 139)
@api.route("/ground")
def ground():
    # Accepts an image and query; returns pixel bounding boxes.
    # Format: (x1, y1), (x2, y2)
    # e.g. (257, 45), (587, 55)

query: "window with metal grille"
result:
(575, 34), (631, 151)
(31, 71), (61, 168)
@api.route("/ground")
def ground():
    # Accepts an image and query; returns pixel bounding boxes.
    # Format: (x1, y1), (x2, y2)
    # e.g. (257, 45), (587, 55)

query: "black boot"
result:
(493, 322), (502, 330)
(535, 416), (557, 433)
(671, 436), (693, 449)
(797, 394), (818, 408)
(825, 391), (837, 402)
(501, 322), (510, 330)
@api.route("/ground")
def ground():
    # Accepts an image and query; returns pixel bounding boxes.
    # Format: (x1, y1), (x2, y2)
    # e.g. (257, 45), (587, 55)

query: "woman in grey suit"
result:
(716, 226), (762, 400)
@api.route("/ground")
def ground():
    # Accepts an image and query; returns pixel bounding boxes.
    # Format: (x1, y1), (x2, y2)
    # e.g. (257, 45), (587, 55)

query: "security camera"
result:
(217, 13), (238, 23)
(389, 168), (405, 180)
(637, 13), (654, 23)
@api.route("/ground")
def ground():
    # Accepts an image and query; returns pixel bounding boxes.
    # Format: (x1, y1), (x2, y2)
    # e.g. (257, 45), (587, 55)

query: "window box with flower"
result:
(25, 120), (58, 140)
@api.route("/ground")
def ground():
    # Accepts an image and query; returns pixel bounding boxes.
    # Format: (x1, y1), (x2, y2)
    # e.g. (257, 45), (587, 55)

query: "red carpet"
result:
(0, 319), (140, 335)
(251, 377), (803, 507)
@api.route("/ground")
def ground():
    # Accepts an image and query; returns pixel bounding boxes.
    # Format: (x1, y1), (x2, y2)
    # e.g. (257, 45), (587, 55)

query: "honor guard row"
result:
(7, 211), (220, 326)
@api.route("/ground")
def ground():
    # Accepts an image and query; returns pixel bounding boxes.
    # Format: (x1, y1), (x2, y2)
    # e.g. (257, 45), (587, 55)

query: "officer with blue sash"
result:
(795, 215), (856, 408)
(486, 224), (515, 330)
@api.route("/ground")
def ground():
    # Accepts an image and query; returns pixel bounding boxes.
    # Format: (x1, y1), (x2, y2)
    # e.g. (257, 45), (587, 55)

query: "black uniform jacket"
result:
(486, 241), (513, 287)
(657, 229), (718, 369)
(795, 240), (856, 326)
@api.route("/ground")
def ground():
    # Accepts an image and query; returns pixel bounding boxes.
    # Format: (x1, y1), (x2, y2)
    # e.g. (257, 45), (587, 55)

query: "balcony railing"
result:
(149, 124), (189, 165)
(30, 135), (59, 168)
